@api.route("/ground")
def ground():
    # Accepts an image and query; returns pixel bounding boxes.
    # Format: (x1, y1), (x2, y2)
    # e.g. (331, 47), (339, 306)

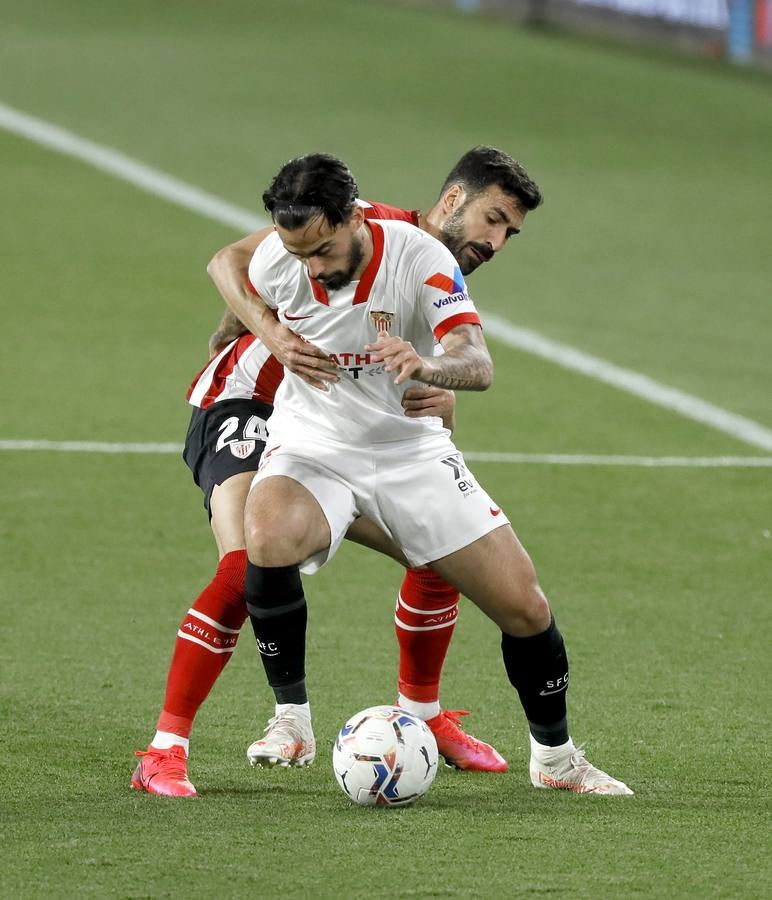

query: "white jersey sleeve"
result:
(407, 235), (481, 341)
(247, 232), (287, 308)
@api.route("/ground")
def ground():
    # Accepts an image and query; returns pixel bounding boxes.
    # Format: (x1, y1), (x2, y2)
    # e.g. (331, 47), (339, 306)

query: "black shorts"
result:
(183, 398), (273, 516)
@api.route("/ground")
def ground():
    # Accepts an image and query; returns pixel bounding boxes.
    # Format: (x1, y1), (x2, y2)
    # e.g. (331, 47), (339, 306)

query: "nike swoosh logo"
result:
(490, 507), (501, 516)
(284, 312), (313, 321)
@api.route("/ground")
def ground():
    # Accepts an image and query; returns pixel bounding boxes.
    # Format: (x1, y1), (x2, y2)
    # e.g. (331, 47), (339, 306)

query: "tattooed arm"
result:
(366, 324), (492, 391)
(208, 307), (248, 358)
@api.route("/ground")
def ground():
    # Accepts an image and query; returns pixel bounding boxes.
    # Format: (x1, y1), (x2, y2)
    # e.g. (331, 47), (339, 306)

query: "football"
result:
(332, 705), (439, 807)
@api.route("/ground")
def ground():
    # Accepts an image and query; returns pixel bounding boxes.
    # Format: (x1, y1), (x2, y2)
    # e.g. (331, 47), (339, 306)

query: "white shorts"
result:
(250, 433), (509, 574)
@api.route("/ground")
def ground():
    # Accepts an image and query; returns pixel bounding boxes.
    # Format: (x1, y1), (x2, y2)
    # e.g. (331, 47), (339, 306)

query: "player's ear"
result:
(348, 204), (365, 229)
(442, 183), (466, 214)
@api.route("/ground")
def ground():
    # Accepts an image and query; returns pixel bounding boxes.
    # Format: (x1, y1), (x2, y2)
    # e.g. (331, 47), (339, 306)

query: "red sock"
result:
(155, 549), (248, 739)
(395, 567), (459, 703)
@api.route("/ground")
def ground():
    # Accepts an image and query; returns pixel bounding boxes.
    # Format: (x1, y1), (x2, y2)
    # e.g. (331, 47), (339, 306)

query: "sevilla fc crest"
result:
(369, 310), (394, 333)
(229, 440), (256, 459)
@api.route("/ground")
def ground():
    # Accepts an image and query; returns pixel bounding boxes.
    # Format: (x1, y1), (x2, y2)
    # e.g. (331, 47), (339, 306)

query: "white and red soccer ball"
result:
(332, 705), (438, 807)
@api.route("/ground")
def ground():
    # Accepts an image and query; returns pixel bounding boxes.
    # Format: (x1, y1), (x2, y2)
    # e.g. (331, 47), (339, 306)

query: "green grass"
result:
(1, 1), (771, 897)
(2, 456), (769, 898)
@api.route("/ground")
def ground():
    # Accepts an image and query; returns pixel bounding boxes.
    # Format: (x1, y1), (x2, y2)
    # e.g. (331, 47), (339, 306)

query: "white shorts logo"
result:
(440, 453), (478, 497)
(229, 440), (256, 459)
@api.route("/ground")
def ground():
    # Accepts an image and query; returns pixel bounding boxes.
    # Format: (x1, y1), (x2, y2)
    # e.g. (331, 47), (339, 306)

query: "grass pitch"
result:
(1, 1), (771, 897)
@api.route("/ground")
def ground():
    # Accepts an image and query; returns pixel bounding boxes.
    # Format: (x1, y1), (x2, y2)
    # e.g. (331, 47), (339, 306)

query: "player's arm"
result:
(401, 386), (456, 432)
(208, 307), (248, 358)
(206, 229), (339, 388)
(206, 227), (273, 340)
(367, 324), (492, 392)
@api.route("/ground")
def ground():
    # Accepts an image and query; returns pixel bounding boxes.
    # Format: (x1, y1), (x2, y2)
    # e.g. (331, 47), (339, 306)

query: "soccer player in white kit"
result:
(237, 154), (633, 795)
(132, 151), (541, 798)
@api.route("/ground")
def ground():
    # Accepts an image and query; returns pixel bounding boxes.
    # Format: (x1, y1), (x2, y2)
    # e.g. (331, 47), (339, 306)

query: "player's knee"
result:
(244, 509), (314, 567)
(245, 519), (291, 566)
(524, 587), (552, 634)
(499, 583), (551, 636)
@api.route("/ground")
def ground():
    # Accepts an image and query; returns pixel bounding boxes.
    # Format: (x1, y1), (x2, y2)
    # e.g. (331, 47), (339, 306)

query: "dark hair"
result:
(262, 153), (359, 229)
(439, 146), (542, 211)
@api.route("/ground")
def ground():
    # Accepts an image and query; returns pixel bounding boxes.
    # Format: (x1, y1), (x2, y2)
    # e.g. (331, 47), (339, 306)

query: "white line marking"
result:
(463, 452), (772, 468)
(481, 313), (772, 452)
(3, 101), (772, 451)
(0, 102), (264, 234)
(0, 440), (184, 454)
(2, 440), (771, 467)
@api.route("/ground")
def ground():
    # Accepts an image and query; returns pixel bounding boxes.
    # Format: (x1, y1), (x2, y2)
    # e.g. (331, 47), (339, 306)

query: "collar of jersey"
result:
(308, 220), (384, 306)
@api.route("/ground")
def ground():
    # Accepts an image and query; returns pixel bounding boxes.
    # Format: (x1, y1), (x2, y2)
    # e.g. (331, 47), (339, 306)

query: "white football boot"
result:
(247, 703), (316, 768)
(529, 737), (633, 795)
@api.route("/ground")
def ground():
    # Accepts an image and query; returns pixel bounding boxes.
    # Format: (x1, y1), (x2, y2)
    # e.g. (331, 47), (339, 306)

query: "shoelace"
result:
(439, 710), (484, 749)
(565, 746), (604, 785)
(134, 747), (188, 778)
(262, 713), (305, 739)
(442, 709), (471, 728)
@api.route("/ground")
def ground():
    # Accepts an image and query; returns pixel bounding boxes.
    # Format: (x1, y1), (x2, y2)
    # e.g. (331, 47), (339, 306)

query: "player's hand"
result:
(267, 322), (339, 390)
(366, 331), (428, 386)
(401, 386), (456, 422)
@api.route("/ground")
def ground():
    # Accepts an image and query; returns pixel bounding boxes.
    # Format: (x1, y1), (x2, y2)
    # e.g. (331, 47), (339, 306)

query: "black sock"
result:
(245, 562), (308, 705)
(501, 618), (570, 747)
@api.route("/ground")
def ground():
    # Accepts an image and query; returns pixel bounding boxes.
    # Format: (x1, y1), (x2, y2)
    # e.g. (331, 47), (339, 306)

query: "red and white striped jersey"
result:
(186, 201), (419, 409)
(185, 332), (284, 409)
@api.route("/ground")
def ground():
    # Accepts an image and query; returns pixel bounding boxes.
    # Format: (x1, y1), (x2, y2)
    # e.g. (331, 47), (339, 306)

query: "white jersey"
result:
(248, 219), (481, 445)
(185, 202), (418, 410)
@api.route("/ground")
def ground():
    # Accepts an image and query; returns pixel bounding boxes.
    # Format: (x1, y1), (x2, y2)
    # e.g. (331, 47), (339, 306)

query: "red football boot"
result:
(426, 710), (508, 773)
(131, 746), (197, 797)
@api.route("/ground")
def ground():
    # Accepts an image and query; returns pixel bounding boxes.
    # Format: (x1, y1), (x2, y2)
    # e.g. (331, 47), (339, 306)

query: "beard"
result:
(439, 207), (493, 276)
(314, 234), (365, 291)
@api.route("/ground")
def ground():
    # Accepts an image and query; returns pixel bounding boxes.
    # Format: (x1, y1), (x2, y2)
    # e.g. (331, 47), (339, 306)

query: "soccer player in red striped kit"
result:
(133, 148), (550, 796)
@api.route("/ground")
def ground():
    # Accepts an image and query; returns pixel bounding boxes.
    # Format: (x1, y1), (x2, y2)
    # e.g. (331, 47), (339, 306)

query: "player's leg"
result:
(346, 518), (507, 772)
(132, 473), (252, 797)
(153, 474), (253, 743)
(242, 466), (348, 768)
(345, 522), (456, 718)
(375, 441), (631, 795)
(430, 525), (632, 795)
(133, 400), (267, 797)
(429, 523), (550, 634)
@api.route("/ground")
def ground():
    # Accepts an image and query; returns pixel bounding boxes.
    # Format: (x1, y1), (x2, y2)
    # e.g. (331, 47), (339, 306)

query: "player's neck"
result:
(351, 221), (375, 282)
(417, 208), (443, 243)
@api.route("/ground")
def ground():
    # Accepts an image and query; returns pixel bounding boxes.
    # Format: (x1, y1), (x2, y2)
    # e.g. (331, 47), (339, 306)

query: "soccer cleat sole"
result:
(530, 768), (634, 795)
(440, 753), (508, 773)
(247, 748), (315, 769)
(248, 755), (315, 768)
